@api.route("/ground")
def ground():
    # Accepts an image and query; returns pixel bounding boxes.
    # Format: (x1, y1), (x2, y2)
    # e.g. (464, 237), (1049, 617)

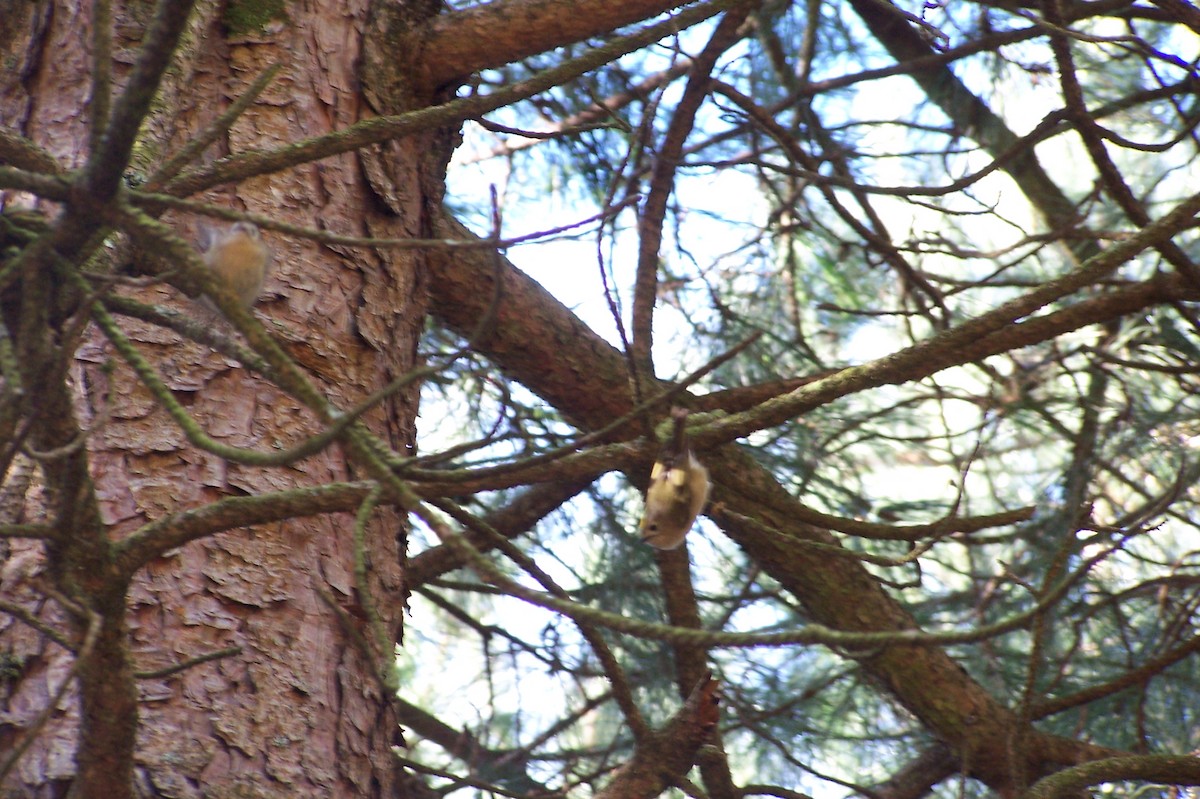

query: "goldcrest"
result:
(639, 408), (709, 549)
(201, 221), (270, 309)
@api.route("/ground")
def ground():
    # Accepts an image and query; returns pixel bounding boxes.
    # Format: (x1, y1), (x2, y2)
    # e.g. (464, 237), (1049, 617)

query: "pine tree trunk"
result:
(0, 1), (450, 796)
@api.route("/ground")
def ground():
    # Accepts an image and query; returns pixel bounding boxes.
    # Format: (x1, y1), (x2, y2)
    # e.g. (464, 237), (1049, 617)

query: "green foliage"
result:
(221, 0), (288, 37)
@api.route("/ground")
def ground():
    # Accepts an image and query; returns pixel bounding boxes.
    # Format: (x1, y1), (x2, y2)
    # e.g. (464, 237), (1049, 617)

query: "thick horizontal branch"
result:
(1026, 754), (1200, 799)
(418, 0), (699, 87)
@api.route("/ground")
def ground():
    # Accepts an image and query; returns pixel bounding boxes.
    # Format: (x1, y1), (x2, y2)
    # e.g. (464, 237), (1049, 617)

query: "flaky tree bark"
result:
(0, 0), (442, 795)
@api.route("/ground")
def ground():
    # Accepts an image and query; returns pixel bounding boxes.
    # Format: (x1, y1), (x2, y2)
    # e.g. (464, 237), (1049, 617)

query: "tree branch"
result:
(419, 0), (704, 88)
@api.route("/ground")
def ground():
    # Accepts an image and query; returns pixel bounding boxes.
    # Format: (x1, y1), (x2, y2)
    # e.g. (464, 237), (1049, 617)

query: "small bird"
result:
(201, 221), (271, 309)
(639, 407), (710, 549)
